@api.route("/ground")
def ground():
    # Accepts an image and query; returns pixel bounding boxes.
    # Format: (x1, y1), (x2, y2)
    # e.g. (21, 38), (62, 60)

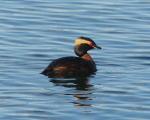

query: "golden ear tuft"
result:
(75, 38), (91, 46)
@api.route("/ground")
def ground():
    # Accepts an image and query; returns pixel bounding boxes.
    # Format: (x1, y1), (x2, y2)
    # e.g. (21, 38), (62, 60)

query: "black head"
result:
(74, 36), (101, 57)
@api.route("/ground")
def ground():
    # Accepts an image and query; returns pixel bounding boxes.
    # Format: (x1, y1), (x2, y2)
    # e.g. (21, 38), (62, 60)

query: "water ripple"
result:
(0, 0), (150, 120)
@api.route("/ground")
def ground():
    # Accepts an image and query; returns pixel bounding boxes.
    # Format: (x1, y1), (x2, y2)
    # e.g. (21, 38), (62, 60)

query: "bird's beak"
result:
(95, 45), (102, 49)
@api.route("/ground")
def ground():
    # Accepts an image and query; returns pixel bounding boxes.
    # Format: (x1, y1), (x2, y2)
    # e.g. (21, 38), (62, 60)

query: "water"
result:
(0, 0), (150, 120)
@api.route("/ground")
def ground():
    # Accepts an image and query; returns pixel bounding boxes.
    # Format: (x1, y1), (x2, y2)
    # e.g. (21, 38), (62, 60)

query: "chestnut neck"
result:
(81, 53), (94, 61)
(81, 53), (96, 72)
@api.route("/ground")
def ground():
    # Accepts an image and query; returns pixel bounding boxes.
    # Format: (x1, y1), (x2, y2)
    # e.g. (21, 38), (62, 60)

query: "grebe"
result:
(41, 36), (101, 78)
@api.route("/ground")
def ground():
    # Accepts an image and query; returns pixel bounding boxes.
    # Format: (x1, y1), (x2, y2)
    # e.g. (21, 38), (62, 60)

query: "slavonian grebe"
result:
(41, 36), (101, 78)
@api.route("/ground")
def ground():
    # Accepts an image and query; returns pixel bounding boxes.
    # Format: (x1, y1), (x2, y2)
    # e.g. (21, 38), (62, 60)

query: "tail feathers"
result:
(41, 69), (47, 75)
(41, 68), (53, 76)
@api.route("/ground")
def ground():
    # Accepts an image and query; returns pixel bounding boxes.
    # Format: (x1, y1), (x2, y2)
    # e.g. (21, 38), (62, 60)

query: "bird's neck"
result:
(81, 53), (94, 61)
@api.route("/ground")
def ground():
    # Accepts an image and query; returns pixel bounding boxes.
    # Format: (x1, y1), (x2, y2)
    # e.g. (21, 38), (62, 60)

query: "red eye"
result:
(90, 43), (95, 48)
(89, 42), (92, 46)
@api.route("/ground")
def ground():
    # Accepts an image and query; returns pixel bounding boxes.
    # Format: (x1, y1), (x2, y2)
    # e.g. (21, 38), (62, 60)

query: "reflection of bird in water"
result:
(50, 77), (93, 107)
(41, 36), (101, 78)
(50, 77), (92, 90)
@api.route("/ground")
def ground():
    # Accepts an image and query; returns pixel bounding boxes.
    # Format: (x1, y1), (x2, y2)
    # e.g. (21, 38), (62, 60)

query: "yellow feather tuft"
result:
(75, 38), (91, 46)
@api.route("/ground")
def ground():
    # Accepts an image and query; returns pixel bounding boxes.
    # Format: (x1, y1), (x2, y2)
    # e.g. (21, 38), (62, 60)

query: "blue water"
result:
(0, 0), (150, 120)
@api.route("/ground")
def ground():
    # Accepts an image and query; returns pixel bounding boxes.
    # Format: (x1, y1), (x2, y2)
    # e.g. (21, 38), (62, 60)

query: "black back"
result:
(41, 56), (96, 78)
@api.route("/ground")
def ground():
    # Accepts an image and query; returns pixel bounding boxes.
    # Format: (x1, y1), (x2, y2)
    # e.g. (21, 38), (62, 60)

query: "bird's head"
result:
(74, 36), (101, 57)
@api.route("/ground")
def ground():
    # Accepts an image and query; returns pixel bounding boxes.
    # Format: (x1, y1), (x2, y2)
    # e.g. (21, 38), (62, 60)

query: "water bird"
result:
(41, 36), (101, 78)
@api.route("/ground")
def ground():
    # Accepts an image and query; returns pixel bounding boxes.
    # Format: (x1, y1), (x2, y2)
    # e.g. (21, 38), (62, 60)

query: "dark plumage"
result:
(41, 36), (101, 78)
(42, 57), (96, 78)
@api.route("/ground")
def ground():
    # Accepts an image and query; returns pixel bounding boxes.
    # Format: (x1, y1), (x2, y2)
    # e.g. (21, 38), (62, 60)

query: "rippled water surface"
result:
(0, 0), (150, 120)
